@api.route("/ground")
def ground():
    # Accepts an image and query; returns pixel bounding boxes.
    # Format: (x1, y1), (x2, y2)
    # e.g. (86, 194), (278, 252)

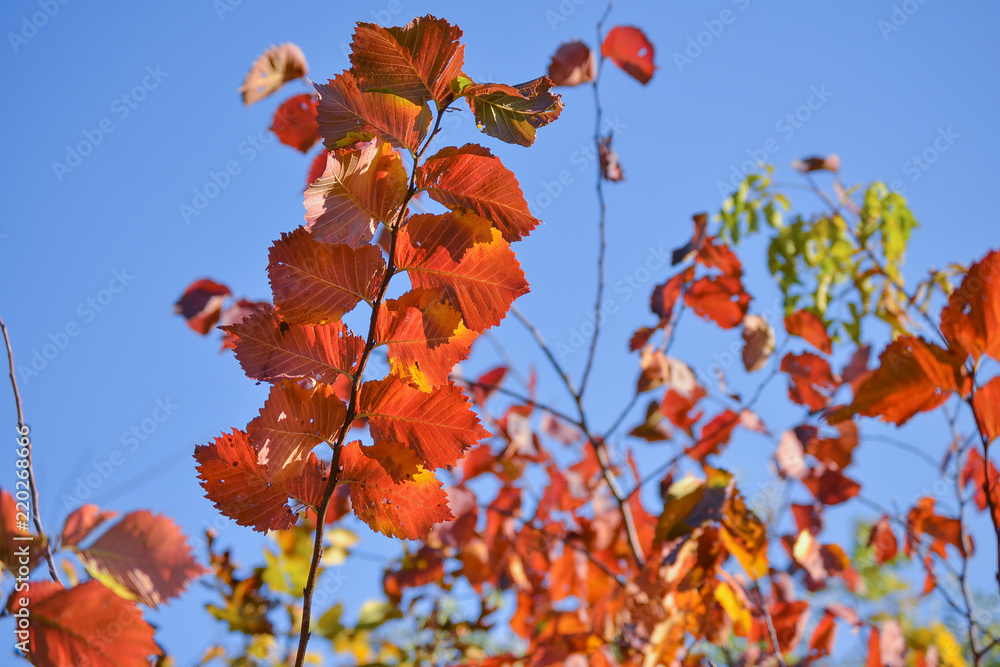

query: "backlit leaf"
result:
(76, 511), (205, 607)
(359, 376), (489, 469)
(972, 375), (1000, 443)
(785, 310), (833, 355)
(303, 137), (408, 247)
(601, 26), (655, 84)
(7, 580), (160, 667)
(240, 43), (308, 105)
(60, 505), (117, 549)
(547, 41), (596, 86)
(339, 441), (453, 539)
(271, 93), (319, 153)
(417, 143), (539, 243)
(781, 352), (837, 412)
(349, 15), (464, 108)
(940, 250), (1000, 361)
(684, 275), (751, 329)
(248, 381), (347, 482)
(314, 71), (432, 153)
(456, 76), (563, 147)
(802, 464), (860, 506)
(686, 410), (740, 461)
(268, 227), (385, 324)
(223, 306), (365, 384)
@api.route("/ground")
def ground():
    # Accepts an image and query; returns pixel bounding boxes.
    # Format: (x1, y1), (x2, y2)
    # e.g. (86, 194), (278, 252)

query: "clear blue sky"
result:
(2, 0), (998, 662)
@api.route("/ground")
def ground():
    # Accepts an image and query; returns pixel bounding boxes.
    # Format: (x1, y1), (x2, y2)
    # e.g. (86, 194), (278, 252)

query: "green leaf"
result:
(461, 76), (563, 147)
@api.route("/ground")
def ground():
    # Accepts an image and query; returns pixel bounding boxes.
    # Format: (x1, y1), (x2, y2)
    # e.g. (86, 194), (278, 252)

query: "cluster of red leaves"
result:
(181, 15), (562, 544)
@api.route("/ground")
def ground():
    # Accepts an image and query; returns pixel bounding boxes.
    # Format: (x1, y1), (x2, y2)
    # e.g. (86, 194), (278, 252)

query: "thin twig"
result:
(451, 375), (583, 429)
(0, 316), (60, 583)
(578, 1), (614, 397)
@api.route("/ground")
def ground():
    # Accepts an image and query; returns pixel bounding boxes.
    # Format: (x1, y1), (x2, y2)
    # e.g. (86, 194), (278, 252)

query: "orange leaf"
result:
(686, 410), (740, 461)
(174, 279), (230, 335)
(271, 93), (319, 153)
(339, 441), (453, 539)
(223, 306), (365, 384)
(60, 504), (117, 548)
(940, 249), (1000, 361)
(194, 429), (327, 533)
(349, 15), (464, 108)
(601, 26), (655, 84)
(303, 137), (408, 248)
(268, 228), (385, 325)
(76, 511), (205, 607)
(785, 310), (832, 355)
(830, 336), (964, 425)
(0, 489), (46, 572)
(806, 610), (837, 662)
(867, 516), (898, 564)
(547, 40), (596, 87)
(696, 237), (743, 278)
(417, 143), (539, 243)
(651, 267), (694, 323)
(313, 70), (432, 153)
(684, 275), (750, 329)
(802, 464), (860, 505)
(248, 381), (346, 482)
(781, 352), (838, 412)
(973, 375), (1000, 443)
(375, 288), (477, 391)
(906, 496), (966, 558)
(398, 223), (528, 333)
(961, 447), (1000, 514)
(7, 580), (161, 667)
(359, 376), (489, 469)
(240, 43), (308, 105)
(660, 386), (705, 438)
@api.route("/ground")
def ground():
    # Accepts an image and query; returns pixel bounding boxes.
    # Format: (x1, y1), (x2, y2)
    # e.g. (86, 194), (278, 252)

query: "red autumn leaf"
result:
(218, 298), (270, 351)
(671, 213), (708, 266)
(905, 496), (966, 558)
(271, 93), (319, 153)
(398, 222), (528, 333)
(803, 421), (858, 469)
(686, 410), (740, 461)
(940, 249), (1000, 361)
(781, 352), (838, 412)
(791, 503), (823, 535)
(841, 344), (873, 393)
(194, 429), (327, 533)
(601, 26), (655, 85)
(222, 306), (365, 385)
(547, 40), (596, 86)
(973, 375), (1000, 443)
(802, 464), (861, 505)
(791, 154), (840, 173)
(684, 275), (751, 329)
(660, 386), (705, 438)
(303, 137), (408, 248)
(806, 610), (837, 662)
(313, 70), (432, 153)
(349, 14), (464, 108)
(598, 135), (624, 181)
(7, 580), (161, 667)
(375, 288), (477, 390)
(60, 504), (117, 548)
(248, 381), (347, 482)
(629, 326), (655, 351)
(417, 143), (539, 243)
(785, 310), (833, 355)
(868, 516), (898, 564)
(174, 279), (231, 335)
(459, 77), (563, 147)
(268, 228), (385, 325)
(651, 267), (694, 323)
(403, 210), (495, 262)
(338, 440), (453, 539)
(469, 366), (508, 405)
(961, 447), (1000, 513)
(751, 598), (809, 655)
(696, 237), (742, 278)
(830, 336), (964, 425)
(76, 511), (205, 607)
(240, 43), (308, 105)
(360, 376), (489, 469)
(0, 489), (46, 572)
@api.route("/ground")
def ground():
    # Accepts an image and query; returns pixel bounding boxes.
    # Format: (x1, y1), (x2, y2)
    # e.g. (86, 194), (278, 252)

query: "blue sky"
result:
(2, 0), (999, 662)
